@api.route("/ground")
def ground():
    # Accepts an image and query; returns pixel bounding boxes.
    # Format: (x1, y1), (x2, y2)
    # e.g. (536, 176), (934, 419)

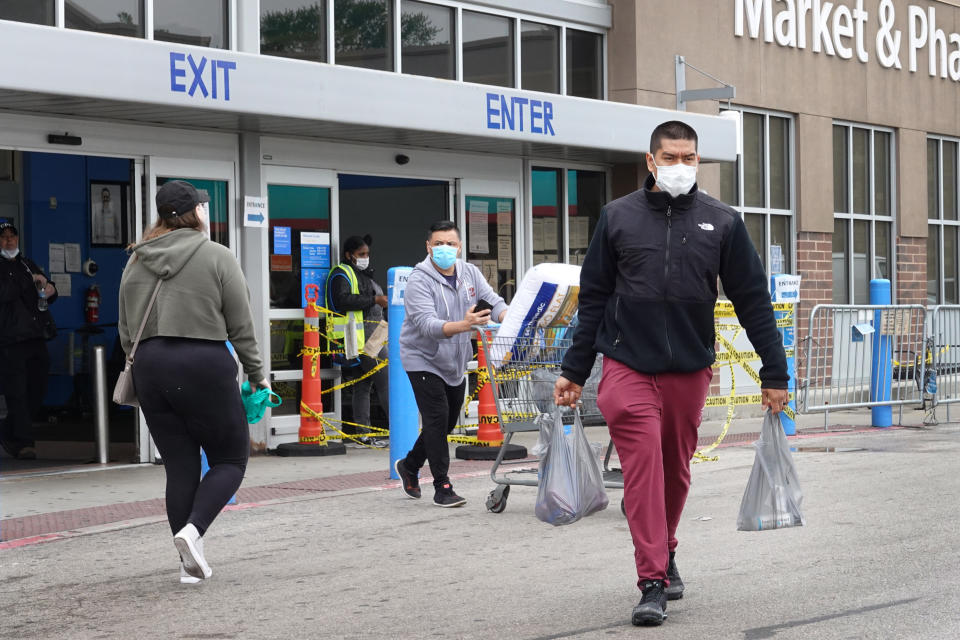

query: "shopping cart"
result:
(476, 327), (625, 514)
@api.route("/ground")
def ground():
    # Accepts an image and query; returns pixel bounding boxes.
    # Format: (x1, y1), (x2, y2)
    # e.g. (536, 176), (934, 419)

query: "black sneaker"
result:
(632, 580), (667, 626)
(433, 483), (466, 508)
(395, 459), (421, 499)
(665, 551), (684, 600)
(16, 446), (37, 460)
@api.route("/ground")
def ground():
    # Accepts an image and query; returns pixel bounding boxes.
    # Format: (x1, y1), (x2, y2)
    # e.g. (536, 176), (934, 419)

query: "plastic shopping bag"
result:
(535, 407), (609, 526)
(241, 381), (283, 425)
(737, 410), (805, 531)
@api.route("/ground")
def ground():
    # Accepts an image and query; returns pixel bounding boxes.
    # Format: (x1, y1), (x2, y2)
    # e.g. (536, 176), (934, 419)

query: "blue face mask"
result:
(431, 245), (458, 270)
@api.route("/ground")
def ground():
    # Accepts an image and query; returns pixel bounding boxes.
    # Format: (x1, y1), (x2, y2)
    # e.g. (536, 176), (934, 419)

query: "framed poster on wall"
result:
(90, 181), (128, 247)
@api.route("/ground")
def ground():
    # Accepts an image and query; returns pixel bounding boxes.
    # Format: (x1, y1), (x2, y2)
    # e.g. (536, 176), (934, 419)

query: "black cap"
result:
(0, 221), (17, 235)
(156, 180), (209, 219)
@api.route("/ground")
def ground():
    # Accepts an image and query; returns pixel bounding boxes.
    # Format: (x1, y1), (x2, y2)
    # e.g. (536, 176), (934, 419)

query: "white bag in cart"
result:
(535, 407), (609, 526)
(492, 263), (581, 366)
(737, 410), (805, 531)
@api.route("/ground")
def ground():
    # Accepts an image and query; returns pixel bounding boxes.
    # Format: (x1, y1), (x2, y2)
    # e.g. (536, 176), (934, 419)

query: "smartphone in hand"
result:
(473, 298), (494, 314)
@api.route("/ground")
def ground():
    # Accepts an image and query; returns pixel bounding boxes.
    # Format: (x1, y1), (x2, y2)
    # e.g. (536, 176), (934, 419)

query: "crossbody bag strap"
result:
(127, 279), (163, 362)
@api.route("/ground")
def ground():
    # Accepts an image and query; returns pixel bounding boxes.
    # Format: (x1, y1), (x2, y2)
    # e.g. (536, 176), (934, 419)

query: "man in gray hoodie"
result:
(395, 221), (508, 507)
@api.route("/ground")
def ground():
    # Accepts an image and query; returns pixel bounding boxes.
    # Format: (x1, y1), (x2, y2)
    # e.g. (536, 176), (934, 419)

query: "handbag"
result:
(113, 280), (162, 407)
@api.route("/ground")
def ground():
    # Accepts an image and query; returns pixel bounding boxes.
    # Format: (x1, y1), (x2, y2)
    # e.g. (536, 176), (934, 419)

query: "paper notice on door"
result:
(51, 273), (71, 297)
(48, 243), (65, 274)
(543, 220), (558, 253)
(497, 236), (513, 270)
(64, 243), (82, 272)
(571, 217), (590, 249)
(533, 219), (545, 252)
(485, 261), (499, 289)
(497, 200), (513, 236)
(468, 199), (489, 254)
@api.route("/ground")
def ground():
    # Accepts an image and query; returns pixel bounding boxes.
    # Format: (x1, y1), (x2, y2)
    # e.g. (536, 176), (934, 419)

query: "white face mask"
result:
(654, 163), (698, 198)
(1, 248), (19, 260)
(354, 257), (370, 270)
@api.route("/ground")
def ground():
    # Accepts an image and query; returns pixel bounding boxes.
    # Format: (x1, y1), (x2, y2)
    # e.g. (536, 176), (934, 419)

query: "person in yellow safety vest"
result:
(325, 235), (389, 448)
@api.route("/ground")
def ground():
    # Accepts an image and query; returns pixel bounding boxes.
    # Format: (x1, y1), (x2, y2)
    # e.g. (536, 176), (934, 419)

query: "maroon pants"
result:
(597, 357), (713, 587)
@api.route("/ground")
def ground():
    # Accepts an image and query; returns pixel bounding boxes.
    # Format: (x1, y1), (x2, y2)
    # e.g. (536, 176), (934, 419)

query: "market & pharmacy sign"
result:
(735, 0), (960, 81)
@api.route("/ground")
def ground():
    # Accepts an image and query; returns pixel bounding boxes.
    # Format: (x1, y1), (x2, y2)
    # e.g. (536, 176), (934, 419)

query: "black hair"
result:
(343, 234), (372, 257)
(650, 120), (699, 155)
(427, 220), (459, 240)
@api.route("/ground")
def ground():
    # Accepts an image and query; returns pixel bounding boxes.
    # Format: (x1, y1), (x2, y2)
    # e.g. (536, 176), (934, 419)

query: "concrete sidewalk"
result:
(0, 407), (934, 544)
(1, 411), (957, 639)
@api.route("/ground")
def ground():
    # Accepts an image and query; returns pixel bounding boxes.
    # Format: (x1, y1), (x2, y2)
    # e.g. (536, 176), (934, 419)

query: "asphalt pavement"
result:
(1, 409), (958, 639)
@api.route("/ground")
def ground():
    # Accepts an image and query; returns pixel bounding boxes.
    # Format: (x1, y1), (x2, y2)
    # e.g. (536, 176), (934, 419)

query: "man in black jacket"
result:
(0, 222), (57, 460)
(554, 121), (788, 626)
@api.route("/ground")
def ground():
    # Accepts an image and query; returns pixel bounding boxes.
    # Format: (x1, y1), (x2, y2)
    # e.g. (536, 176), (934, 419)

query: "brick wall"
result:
(896, 236), (927, 305)
(796, 231), (834, 388)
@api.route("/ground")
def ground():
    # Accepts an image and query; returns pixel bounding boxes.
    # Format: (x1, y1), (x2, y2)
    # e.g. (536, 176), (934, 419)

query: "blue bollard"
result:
(201, 449), (237, 505)
(387, 267), (418, 479)
(870, 279), (892, 428)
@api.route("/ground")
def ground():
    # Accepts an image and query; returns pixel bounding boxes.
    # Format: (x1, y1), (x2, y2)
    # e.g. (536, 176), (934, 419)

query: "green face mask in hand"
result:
(241, 381), (282, 424)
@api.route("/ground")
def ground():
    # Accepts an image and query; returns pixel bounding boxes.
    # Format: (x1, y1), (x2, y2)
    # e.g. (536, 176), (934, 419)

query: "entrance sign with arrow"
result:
(244, 196), (268, 228)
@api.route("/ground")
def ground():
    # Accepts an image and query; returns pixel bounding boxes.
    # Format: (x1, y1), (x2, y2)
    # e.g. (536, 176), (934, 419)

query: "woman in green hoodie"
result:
(118, 180), (267, 585)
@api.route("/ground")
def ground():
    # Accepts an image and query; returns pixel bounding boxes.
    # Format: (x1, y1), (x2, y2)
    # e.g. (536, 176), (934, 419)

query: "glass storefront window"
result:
(261, 0), (327, 62)
(833, 125), (849, 214)
(531, 168), (562, 265)
(874, 221), (890, 280)
(154, 0), (229, 49)
(567, 169), (605, 265)
(832, 218), (848, 304)
(769, 116), (790, 209)
(156, 177), (229, 248)
(851, 127), (870, 214)
(874, 131), (891, 216)
(928, 139), (940, 220)
(745, 213), (765, 270)
(66, 0), (143, 37)
(719, 160), (738, 207)
(0, 0), (54, 25)
(770, 214), (790, 275)
(743, 112), (764, 208)
(466, 195), (516, 303)
(400, 0), (454, 79)
(566, 28), (601, 99)
(720, 108), (794, 281)
(267, 184), (331, 311)
(462, 10), (513, 88)
(852, 219), (869, 304)
(521, 21), (559, 94)
(944, 141), (958, 221)
(928, 228), (940, 304)
(334, 0), (392, 71)
(833, 123), (894, 303)
(270, 319), (305, 372)
(946, 226), (958, 304)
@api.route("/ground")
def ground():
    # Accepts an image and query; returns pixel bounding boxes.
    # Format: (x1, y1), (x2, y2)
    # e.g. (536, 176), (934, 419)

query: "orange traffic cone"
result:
(456, 329), (527, 461)
(475, 334), (503, 447)
(277, 283), (345, 457)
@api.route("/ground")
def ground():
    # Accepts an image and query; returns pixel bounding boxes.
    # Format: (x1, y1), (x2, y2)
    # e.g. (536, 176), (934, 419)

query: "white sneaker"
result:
(180, 565), (202, 584)
(174, 523), (212, 580)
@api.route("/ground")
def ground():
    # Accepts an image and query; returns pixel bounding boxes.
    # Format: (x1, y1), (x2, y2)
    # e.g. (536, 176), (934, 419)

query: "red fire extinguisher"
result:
(85, 284), (101, 324)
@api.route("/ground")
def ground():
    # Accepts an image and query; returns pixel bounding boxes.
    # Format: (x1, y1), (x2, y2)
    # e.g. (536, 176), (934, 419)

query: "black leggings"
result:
(133, 337), (249, 536)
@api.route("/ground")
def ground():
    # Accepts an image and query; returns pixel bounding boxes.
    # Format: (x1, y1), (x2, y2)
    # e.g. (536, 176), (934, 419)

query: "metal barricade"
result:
(478, 327), (623, 514)
(800, 304), (926, 413)
(927, 306), (960, 416)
